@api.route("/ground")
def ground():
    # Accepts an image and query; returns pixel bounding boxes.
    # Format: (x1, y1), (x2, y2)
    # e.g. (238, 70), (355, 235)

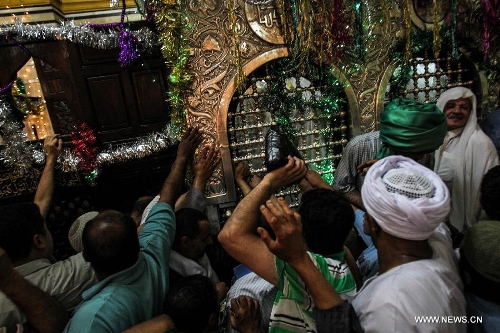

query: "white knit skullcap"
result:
(361, 156), (450, 240)
(68, 211), (98, 252)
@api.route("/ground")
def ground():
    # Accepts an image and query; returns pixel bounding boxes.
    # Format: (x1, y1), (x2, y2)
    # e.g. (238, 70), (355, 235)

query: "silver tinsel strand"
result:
(0, 95), (35, 175)
(96, 125), (178, 166)
(0, 20), (157, 52)
(1, 97), (178, 174)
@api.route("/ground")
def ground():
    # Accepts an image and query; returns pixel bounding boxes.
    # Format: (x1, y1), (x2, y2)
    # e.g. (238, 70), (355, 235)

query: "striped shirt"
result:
(333, 131), (380, 194)
(333, 131), (434, 194)
(269, 251), (356, 333)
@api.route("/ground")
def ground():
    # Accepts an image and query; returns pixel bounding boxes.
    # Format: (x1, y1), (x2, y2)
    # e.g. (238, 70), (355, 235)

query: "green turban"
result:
(377, 98), (447, 158)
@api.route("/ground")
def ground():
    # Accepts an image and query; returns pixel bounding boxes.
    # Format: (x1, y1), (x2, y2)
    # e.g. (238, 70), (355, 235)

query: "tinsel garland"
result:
(228, 0), (246, 93)
(37, 126), (178, 174)
(451, 0), (458, 60)
(482, 0), (500, 61)
(0, 20), (157, 54)
(317, 0), (350, 63)
(0, 95), (35, 174)
(432, 0), (441, 59)
(286, 0), (315, 75)
(257, 57), (346, 141)
(353, 0), (364, 60)
(403, 0), (412, 67)
(150, 0), (192, 137)
(71, 123), (99, 184)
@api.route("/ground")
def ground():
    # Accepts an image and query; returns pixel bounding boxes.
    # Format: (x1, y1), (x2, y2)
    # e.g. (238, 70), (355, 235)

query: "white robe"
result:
(434, 87), (499, 232)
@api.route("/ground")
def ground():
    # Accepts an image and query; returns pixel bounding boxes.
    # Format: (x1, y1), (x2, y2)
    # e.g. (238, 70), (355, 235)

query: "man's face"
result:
(185, 219), (213, 260)
(443, 97), (472, 130)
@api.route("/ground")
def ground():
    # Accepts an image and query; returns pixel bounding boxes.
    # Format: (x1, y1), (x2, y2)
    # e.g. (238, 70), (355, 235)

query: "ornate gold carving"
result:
(244, 2), (285, 44)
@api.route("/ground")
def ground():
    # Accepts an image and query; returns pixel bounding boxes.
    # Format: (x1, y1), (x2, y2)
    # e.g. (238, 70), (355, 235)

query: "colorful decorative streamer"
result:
(0, 95), (34, 174)
(432, 0), (441, 59)
(482, 0), (500, 61)
(151, 0), (192, 136)
(0, 21), (156, 55)
(71, 123), (99, 184)
(450, 0), (458, 60)
(228, 0), (247, 93)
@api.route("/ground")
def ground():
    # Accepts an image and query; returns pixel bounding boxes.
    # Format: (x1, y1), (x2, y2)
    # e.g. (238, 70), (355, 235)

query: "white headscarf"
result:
(362, 156), (450, 241)
(434, 87), (499, 231)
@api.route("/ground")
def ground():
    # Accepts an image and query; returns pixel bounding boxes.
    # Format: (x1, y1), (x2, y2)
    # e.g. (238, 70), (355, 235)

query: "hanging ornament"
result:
(228, 0), (246, 93)
(432, 0), (441, 59)
(450, 0), (458, 60)
(482, 0), (500, 61)
(0, 95), (34, 174)
(71, 123), (99, 185)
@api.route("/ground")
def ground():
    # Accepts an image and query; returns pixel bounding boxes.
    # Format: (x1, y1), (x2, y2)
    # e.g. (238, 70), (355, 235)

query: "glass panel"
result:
(11, 57), (54, 140)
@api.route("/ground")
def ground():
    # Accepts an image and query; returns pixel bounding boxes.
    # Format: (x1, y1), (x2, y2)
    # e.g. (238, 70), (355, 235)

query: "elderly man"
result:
(434, 87), (499, 235)
(334, 98), (447, 210)
(261, 156), (467, 333)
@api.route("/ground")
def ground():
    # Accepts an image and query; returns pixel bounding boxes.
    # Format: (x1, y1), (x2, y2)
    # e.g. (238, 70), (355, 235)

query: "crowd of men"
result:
(0, 86), (499, 333)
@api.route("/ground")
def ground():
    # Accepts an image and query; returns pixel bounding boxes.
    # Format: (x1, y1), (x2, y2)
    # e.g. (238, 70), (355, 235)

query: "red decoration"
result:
(71, 123), (99, 182)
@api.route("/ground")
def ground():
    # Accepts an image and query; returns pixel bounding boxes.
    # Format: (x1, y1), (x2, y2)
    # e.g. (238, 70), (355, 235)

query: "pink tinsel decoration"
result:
(482, 0), (500, 60)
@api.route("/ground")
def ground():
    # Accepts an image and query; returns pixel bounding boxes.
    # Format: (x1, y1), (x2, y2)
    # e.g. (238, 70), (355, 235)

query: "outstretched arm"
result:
(218, 156), (306, 285)
(34, 135), (62, 219)
(0, 247), (68, 333)
(176, 145), (220, 211)
(159, 127), (202, 207)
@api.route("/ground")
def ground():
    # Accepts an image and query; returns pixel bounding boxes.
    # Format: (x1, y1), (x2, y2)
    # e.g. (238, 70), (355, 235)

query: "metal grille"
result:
(389, 52), (474, 104)
(228, 66), (349, 207)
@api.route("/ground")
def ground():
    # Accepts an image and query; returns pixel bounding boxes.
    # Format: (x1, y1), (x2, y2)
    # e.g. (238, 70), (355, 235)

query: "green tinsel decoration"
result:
(257, 55), (346, 156)
(151, 0), (192, 138)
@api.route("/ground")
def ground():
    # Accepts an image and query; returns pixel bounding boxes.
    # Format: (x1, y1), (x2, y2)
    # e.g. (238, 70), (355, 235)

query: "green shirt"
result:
(269, 251), (356, 333)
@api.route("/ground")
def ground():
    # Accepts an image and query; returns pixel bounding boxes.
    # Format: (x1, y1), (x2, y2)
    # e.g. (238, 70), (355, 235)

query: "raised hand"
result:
(228, 295), (262, 333)
(176, 127), (203, 161)
(192, 145), (221, 191)
(264, 156), (307, 191)
(43, 134), (62, 163)
(257, 197), (308, 265)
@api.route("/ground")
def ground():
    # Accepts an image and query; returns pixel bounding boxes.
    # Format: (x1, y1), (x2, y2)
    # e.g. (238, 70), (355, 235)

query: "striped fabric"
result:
(269, 251), (356, 333)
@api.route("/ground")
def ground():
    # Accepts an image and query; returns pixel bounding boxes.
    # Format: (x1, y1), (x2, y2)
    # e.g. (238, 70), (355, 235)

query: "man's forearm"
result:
(159, 157), (189, 207)
(226, 178), (274, 235)
(34, 157), (57, 219)
(0, 269), (68, 333)
(343, 190), (365, 211)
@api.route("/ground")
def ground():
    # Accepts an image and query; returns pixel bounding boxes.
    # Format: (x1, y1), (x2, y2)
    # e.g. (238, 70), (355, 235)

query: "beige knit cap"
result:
(68, 211), (98, 252)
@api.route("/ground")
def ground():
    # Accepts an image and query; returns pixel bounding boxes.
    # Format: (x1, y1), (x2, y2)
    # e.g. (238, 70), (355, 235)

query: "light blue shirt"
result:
(64, 203), (175, 333)
(466, 292), (500, 333)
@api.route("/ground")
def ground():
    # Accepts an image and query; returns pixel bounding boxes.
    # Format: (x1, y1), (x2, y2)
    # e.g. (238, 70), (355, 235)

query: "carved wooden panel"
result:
(131, 70), (170, 125)
(87, 74), (131, 131)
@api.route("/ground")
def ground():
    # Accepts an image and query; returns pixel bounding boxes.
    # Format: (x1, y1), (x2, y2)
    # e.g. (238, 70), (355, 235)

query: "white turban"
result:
(361, 156), (450, 240)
